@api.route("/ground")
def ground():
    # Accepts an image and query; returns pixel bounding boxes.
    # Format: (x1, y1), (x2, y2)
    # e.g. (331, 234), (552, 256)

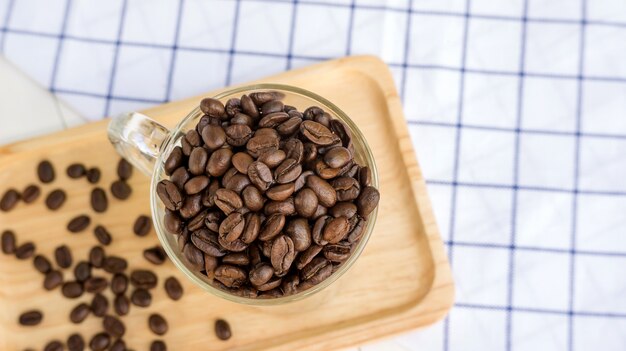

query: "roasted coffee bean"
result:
(89, 246), (105, 268)
(215, 319), (232, 340)
(258, 149), (286, 169)
(62, 281), (84, 298)
(218, 212), (245, 243)
(19, 310), (43, 326)
(67, 334), (85, 351)
(330, 202), (357, 218)
(171, 167), (191, 189)
(300, 121), (339, 146)
(164, 276), (183, 300)
(131, 288), (152, 307)
(67, 163), (86, 178)
(89, 333), (110, 351)
(131, 270), (158, 289)
(164, 146), (183, 175)
(258, 214), (285, 241)
(285, 218), (312, 251)
(249, 263), (274, 286)
(164, 209), (182, 234)
(117, 158), (133, 180)
(314, 112), (332, 128)
(359, 166), (372, 187)
(271, 235), (296, 276)
(324, 242), (352, 262)
(246, 134), (279, 157)
(151, 340), (167, 351)
(34, 254), (52, 273)
(184, 175), (209, 195)
(204, 254), (218, 280)
(232, 152), (254, 174)
(225, 98), (242, 118)
(103, 315), (126, 337)
(90, 188), (108, 213)
(22, 184), (41, 203)
(144, 246), (166, 265)
(242, 185), (264, 211)
(222, 252), (250, 266)
(93, 225), (112, 246)
(69, 303), (90, 323)
(297, 244), (323, 270)
(44, 341), (63, 351)
(214, 265), (247, 288)
(241, 213), (261, 243)
(149, 314), (168, 335)
(67, 215), (90, 233)
(110, 180), (132, 199)
(240, 94), (259, 117)
(201, 98), (225, 117)
(307, 175), (336, 207)
(303, 106), (324, 120)
(323, 146), (351, 168)
(1, 230), (16, 254)
(133, 215), (152, 236)
(207, 148), (233, 177)
(190, 210), (209, 232)
(91, 293), (109, 317)
(231, 112), (254, 126)
(356, 186), (380, 217)
(103, 256), (128, 273)
(111, 273), (128, 294)
(183, 243), (205, 270)
(331, 177), (360, 201)
(201, 125), (227, 151)
(275, 158), (302, 184)
(248, 161), (273, 191)
(37, 160), (55, 183)
(15, 242), (35, 259)
(52, 246), (71, 268)
(261, 100), (284, 115)
(114, 294), (130, 316)
(259, 111), (290, 128)
(44, 270), (63, 290)
(188, 147), (208, 175)
(303, 142), (318, 163)
(264, 198), (296, 216)
(110, 340), (126, 351)
(191, 229), (226, 257)
(214, 189), (243, 215)
(1, 188), (21, 211)
(157, 180), (183, 211)
(221, 167), (238, 188)
(74, 261), (91, 282)
(85, 276), (108, 293)
(225, 124), (253, 146)
(224, 173), (251, 193)
(86, 167), (101, 183)
(301, 257), (332, 282)
(266, 182), (294, 201)
(322, 216), (350, 244)
(294, 188), (318, 218)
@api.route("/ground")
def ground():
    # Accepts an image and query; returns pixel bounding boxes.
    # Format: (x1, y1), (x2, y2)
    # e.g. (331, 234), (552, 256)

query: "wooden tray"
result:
(0, 56), (454, 350)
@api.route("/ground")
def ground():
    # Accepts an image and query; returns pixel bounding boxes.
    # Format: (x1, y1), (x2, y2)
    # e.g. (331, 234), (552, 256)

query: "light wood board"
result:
(0, 56), (454, 351)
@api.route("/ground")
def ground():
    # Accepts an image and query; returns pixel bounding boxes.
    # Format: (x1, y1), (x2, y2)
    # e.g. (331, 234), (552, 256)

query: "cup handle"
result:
(107, 112), (170, 177)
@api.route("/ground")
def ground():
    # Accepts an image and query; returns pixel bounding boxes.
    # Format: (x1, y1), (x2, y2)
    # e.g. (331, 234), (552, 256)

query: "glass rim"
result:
(151, 83), (379, 306)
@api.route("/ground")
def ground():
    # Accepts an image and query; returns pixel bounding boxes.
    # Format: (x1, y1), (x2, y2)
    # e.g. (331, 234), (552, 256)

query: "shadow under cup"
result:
(151, 84), (379, 306)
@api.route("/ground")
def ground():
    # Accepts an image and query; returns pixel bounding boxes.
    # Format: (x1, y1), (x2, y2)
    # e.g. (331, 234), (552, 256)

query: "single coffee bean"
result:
(184, 175), (210, 195)
(240, 94), (259, 118)
(54, 245), (72, 268)
(117, 158), (133, 180)
(74, 261), (91, 282)
(67, 163), (86, 178)
(130, 270), (158, 289)
(246, 134), (280, 157)
(114, 294), (130, 316)
(110, 339), (126, 351)
(19, 310), (43, 326)
(34, 254), (52, 273)
(204, 254), (218, 280)
(111, 273), (128, 294)
(242, 185), (264, 212)
(0, 188), (20, 211)
(131, 288), (152, 307)
(170, 167), (191, 189)
(22, 184), (41, 203)
(67, 215), (90, 233)
(144, 246), (166, 265)
(45, 189), (66, 210)
(275, 158), (302, 184)
(189, 147), (209, 175)
(110, 180), (132, 199)
(103, 315), (126, 337)
(151, 340), (167, 351)
(232, 152), (254, 174)
(306, 175), (336, 207)
(89, 246), (105, 268)
(91, 293), (109, 317)
(89, 333), (110, 351)
(86, 167), (101, 183)
(294, 188), (318, 218)
(324, 242), (352, 262)
(103, 255), (127, 273)
(85, 276), (108, 293)
(93, 225), (112, 246)
(222, 252), (250, 266)
(164, 209), (182, 234)
(330, 202), (357, 218)
(259, 149), (287, 169)
(214, 189), (243, 215)
(215, 319), (232, 340)
(201, 124), (227, 151)
(164, 276), (183, 301)
(258, 214), (285, 241)
(1, 230), (16, 254)
(214, 265), (247, 288)
(133, 215), (152, 236)
(37, 160), (55, 183)
(69, 303), (90, 323)
(248, 161), (273, 191)
(300, 121), (339, 146)
(323, 146), (351, 168)
(191, 229), (226, 257)
(15, 242), (35, 259)
(164, 146), (183, 175)
(207, 148), (233, 177)
(259, 111), (290, 128)
(200, 98), (225, 117)
(44, 341), (63, 351)
(322, 216), (350, 244)
(62, 281), (84, 298)
(67, 333), (85, 351)
(270, 235), (296, 276)
(157, 180), (183, 211)
(264, 198), (296, 216)
(356, 186), (380, 217)
(249, 263), (274, 287)
(90, 188), (108, 213)
(266, 183), (295, 201)
(285, 218), (312, 252)
(44, 270), (63, 290)
(149, 313), (168, 335)
(179, 194), (203, 219)
(331, 177), (360, 201)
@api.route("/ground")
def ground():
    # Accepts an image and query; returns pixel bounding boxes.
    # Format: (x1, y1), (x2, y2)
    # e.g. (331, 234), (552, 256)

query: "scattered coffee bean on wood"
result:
(114, 294), (130, 316)
(44, 340), (63, 351)
(110, 339), (126, 351)
(131, 288), (152, 307)
(148, 313), (168, 335)
(19, 310), (43, 326)
(37, 160), (55, 183)
(62, 281), (84, 298)
(0, 188), (20, 211)
(91, 293), (109, 317)
(86, 167), (101, 184)
(111, 273), (128, 294)
(67, 215), (91, 233)
(1, 230), (16, 254)
(15, 242), (35, 259)
(164, 276), (183, 301)
(143, 246), (166, 265)
(110, 180), (132, 200)
(74, 261), (91, 282)
(84, 276), (108, 293)
(133, 215), (152, 236)
(66, 163), (86, 178)
(91, 188), (108, 213)
(130, 270), (158, 290)
(45, 189), (66, 210)
(44, 270), (63, 290)
(67, 333), (85, 351)
(89, 333), (110, 351)
(103, 255), (127, 273)
(89, 246), (105, 268)
(93, 225), (112, 246)
(150, 340), (167, 351)
(22, 184), (41, 203)
(103, 314), (126, 338)
(54, 245), (72, 268)
(117, 158), (133, 180)
(69, 303), (90, 323)
(33, 254), (52, 274)
(215, 319), (232, 340)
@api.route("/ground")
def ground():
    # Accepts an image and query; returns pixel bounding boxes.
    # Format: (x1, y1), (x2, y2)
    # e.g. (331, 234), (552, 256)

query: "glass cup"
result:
(107, 84), (379, 305)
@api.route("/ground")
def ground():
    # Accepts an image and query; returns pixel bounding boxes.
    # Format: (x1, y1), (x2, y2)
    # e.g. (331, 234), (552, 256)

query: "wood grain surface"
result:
(0, 56), (454, 351)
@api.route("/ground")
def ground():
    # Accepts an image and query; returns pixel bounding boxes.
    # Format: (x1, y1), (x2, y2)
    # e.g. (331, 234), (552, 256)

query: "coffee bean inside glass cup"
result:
(157, 91), (380, 299)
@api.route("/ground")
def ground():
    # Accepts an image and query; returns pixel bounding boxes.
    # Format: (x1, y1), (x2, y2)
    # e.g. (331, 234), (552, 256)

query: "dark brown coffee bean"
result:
(22, 184), (41, 203)
(111, 273), (128, 295)
(218, 212), (245, 243)
(157, 180), (183, 211)
(300, 121), (339, 146)
(356, 186), (380, 217)
(67, 333), (85, 351)
(201, 124), (227, 151)
(184, 175), (209, 195)
(85, 276), (108, 293)
(183, 243), (205, 270)
(188, 147), (208, 176)
(200, 98), (225, 117)
(224, 173), (251, 194)
(86, 167), (101, 183)
(312, 215), (330, 246)
(110, 180), (132, 199)
(324, 242), (352, 262)
(117, 158), (133, 180)
(164, 146), (183, 175)
(103, 315), (126, 337)
(34, 254), (52, 273)
(179, 193), (202, 218)
(294, 188), (318, 218)
(15, 242), (35, 259)
(285, 218), (312, 252)
(257, 150), (285, 170)
(301, 257), (332, 282)
(248, 161), (273, 191)
(131, 288), (152, 307)
(242, 185), (264, 212)
(110, 340), (126, 351)
(170, 167), (191, 189)
(258, 111), (290, 128)
(207, 148), (233, 177)
(131, 270), (158, 289)
(221, 167), (238, 188)
(133, 215), (152, 236)
(1, 230), (16, 254)
(322, 216), (350, 244)
(164, 209), (182, 234)
(224, 98), (242, 118)
(222, 252), (250, 266)
(214, 265), (247, 288)
(69, 303), (90, 323)
(93, 225), (112, 246)
(240, 94), (259, 118)
(258, 213), (285, 241)
(89, 333), (110, 351)
(359, 166), (372, 187)
(44, 341), (63, 351)
(190, 230), (224, 257)
(266, 183), (295, 201)
(261, 100), (284, 115)
(264, 198), (296, 216)
(74, 261), (91, 282)
(330, 202), (357, 218)
(90, 188), (108, 213)
(275, 158), (302, 184)
(307, 175), (336, 207)
(277, 116), (302, 136)
(231, 112), (254, 126)
(214, 189), (242, 215)
(44, 270), (63, 290)
(19, 310), (43, 326)
(241, 213), (261, 243)
(271, 235), (296, 276)
(149, 314), (168, 335)
(67, 215), (90, 233)
(225, 124), (253, 146)
(103, 255), (128, 273)
(246, 134), (279, 157)
(0, 188), (20, 211)
(204, 254), (218, 280)
(151, 340), (167, 351)
(231, 152), (253, 174)
(323, 146), (351, 168)
(67, 163), (86, 178)
(144, 246), (166, 265)
(249, 263), (274, 286)
(215, 319), (232, 340)
(331, 177), (360, 201)
(314, 112), (332, 128)
(164, 276), (183, 300)
(62, 281), (84, 298)
(114, 294), (130, 316)
(37, 160), (55, 183)
(303, 106), (323, 120)
(89, 246), (105, 268)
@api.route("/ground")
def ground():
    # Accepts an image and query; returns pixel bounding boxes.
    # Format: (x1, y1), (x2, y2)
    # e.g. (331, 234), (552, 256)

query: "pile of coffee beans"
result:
(158, 92), (380, 298)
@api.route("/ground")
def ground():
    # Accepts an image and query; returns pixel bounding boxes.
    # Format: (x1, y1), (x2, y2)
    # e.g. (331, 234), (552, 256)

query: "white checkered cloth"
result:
(2, 0), (626, 350)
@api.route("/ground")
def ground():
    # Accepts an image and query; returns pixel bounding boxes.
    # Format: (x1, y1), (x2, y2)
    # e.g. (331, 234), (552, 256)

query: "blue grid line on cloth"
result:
(0, 0), (16, 52)
(163, 0), (185, 103)
(443, 240), (626, 258)
(48, 0), (72, 91)
(102, 0), (128, 116)
(456, 303), (626, 319)
(345, 0), (356, 56)
(398, 0), (414, 103)
(225, 0), (242, 86)
(285, 0), (298, 70)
